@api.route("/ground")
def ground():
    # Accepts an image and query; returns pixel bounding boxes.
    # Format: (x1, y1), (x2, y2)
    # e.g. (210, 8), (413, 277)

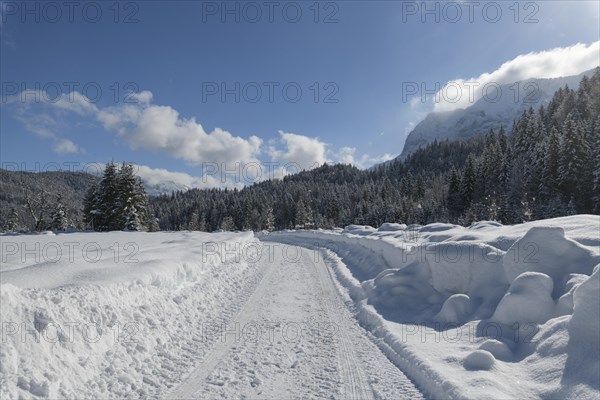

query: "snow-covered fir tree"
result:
(49, 195), (68, 231)
(6, 208), (19, 232)
(83, 162), (150, 231)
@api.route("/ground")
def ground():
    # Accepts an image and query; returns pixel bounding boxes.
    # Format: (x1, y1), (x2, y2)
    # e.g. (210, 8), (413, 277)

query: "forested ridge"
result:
(1, 69), (598, 232)
(150, 68), (599, 231)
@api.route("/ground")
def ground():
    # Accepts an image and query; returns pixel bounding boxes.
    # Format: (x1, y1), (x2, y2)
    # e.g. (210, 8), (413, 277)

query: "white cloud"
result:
(9, 101), (85, 154)
(334, 146), (357, 165)
(104, 103), (263, 166)
(52, 91), (99, 115)
(129, 91), (153, 105)
(5, 89), (263, 166)
(7, 89), (390, 182)
(268, 131), (327, 170)
(434, 41), (600, 112)
(135, 164), (239, 191)
(329, 146), (395, 169)
(53, 139), (81, 154)
(15, 112), (57, 139)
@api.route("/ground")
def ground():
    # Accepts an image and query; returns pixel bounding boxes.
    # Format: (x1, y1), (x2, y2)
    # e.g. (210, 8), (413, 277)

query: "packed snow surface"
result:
(263, 215), (600, 399)
(1, 230), (421, 399)
(1, 215), (599, 399)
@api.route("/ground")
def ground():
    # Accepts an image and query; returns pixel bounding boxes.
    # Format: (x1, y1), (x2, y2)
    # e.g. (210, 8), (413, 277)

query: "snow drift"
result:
(262, 215), (600, 399)
(0, 231), (260, 399)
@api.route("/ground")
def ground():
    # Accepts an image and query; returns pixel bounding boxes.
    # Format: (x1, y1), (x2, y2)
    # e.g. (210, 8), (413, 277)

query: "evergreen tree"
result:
(83, 162), (150, 231)
(83, 183), (101, 230)
(220, 216), (235, 231)
(558, 112), (587, 209)
(49, 195), (68, 231)
(540, 126), (561, 201)
(117, 163), (149, 231)
(98, 161), (120, 231)
(264, 207), (275, 231)
(460, 155), (476, 211)
(189, 210), (201, 230)
(593, 115), (600, 213)
(6, 208), (19, 232)
(447, 168), (462, 221)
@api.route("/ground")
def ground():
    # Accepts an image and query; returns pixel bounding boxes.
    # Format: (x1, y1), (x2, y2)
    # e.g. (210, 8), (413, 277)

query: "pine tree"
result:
(189, 210), (201, 230)
(6, 208), (19, 232)
(447, 168), (462, 221)
(566, 197), (577, 216)
(83, 183), (101, 230)
(49, 195), (68, 231)
(593, 115), (600, 213)
(220, 216), (235, 231)
(540, 126), (561, 199)
(460, 155), (476, 210)
(264, 207), (275, 231)
(481, 130), (502, 199)
(558, 112), (587, 210)
(118, 164), (150, 231)
(147, 205), (161, 232)
(83, 162), (149, 231)
(99, 161), (120, 231)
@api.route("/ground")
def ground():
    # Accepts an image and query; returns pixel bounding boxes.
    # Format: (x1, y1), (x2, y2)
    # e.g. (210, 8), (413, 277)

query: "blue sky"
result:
(1, 1), (599, 188)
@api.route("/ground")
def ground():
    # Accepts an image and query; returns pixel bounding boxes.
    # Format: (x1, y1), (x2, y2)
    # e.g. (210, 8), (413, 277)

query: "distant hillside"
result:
(0, 170), (99, 230)
(398, 69), (595, 159)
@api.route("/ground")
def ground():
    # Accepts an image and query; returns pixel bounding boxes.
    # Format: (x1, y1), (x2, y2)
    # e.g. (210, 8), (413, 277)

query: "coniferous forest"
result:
(1, 69), (598, 232)
(148, 69), (599, 232)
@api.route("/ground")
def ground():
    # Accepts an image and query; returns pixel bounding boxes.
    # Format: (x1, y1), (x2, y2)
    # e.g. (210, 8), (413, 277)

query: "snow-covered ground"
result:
(1, 231), (263, 398)
(262, 215), (600, 399)
(1, 215), (599, 399)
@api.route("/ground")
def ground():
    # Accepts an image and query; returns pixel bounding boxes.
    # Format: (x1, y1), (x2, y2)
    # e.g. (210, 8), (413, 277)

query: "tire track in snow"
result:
(168, 242), (424, 399)
(166, 257), (278, 399)
(261, 237), (426, 400)
(307, 253), (375, 400)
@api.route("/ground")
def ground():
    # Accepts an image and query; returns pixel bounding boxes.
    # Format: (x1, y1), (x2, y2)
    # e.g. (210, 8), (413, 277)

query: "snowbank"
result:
(261, 215), (600, 399)
(0, 231), (259, 399)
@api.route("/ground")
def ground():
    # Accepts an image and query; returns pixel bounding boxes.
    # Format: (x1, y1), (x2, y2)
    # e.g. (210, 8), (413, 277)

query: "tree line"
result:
(149, 68), (599, 231)
(1, 69), (597, 232)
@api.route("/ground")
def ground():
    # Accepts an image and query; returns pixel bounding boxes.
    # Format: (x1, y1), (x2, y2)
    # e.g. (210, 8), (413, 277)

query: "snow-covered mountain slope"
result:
(143, 180), (191, 196)
(398, 69), (594, 159)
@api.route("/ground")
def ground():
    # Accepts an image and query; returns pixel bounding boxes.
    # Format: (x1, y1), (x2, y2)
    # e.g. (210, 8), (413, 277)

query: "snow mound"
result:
(463, 350), (496, 371)
(502, 227), (599, 298)
(262, 215), (600, 399)
(0, 231), (259, 399)
(377, 223), (407, 232)
(366, 263), (444, 316)
(342, 225), (377, 236)
(492, 272), (555, 326)
(570, 265), (600, 343)
(478, 339), (513, 361)
(419, 223), (459, 232)
(434, 294), (472, 325)
(468, 221), (503, 230)
(556, 273), (589, 316)
(552, 265), (600, 394)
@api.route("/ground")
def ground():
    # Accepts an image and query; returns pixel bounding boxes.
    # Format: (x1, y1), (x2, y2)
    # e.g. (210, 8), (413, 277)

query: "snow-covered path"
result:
(168, 243), (424, 399)
(2, 216), (597, 399)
